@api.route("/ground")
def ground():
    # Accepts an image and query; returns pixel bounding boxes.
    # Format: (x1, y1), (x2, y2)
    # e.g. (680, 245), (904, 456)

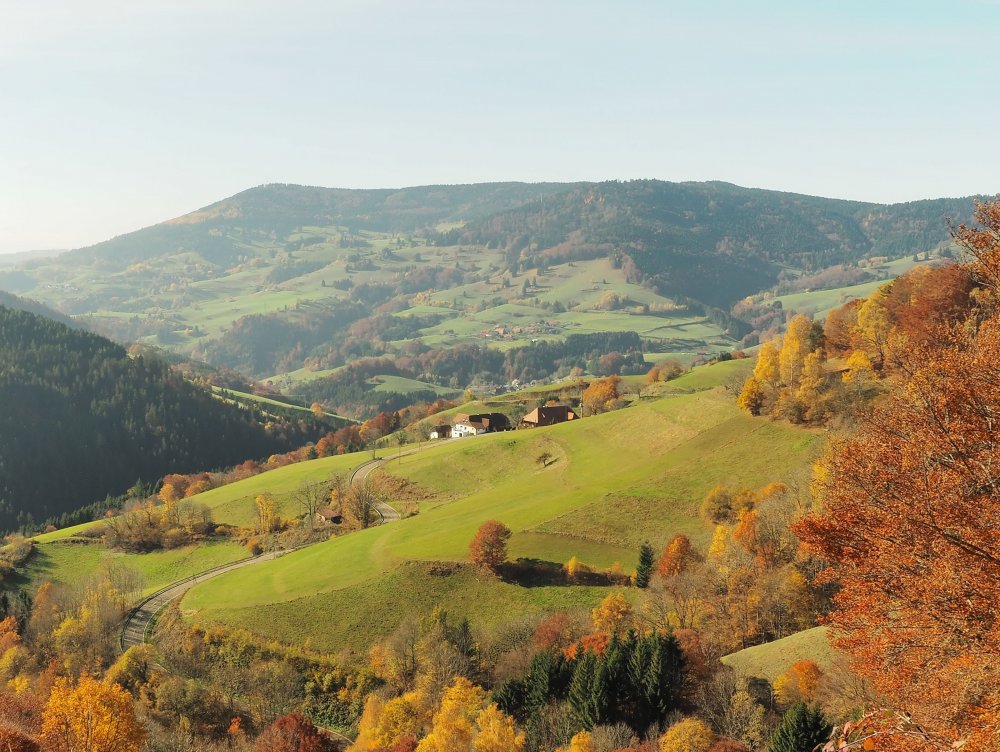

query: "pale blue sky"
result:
(1, 0), (998, 253)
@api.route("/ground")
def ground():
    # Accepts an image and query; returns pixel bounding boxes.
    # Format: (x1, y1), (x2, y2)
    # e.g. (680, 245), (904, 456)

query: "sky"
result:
(1, 0), (998, 254)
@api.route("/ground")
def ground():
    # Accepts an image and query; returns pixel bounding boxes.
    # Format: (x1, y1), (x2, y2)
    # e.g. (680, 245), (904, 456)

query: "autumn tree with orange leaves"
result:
(468, 520), (511, 573)
(796, 200), (1000, 752)
(253, 712), (338, 752)
(581, 376), (622, 415)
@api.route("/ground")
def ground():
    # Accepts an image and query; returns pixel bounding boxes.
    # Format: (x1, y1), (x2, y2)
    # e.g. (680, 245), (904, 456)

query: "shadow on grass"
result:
(498, 558), (624, 588)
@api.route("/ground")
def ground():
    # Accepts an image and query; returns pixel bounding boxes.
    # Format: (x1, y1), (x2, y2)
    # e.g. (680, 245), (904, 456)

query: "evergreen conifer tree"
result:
(768, 702), (832, 752)
(636, 542), (655, 588)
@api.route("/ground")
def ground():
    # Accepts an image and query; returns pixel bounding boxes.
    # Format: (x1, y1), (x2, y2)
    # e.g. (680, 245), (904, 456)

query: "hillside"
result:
(181, 382), (820, 653)
(0, 182), (975, 406)
(0, 305), (319, 530)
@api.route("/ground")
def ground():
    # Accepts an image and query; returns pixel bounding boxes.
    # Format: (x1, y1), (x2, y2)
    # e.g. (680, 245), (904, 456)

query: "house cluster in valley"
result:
(429, 405), (579, 439)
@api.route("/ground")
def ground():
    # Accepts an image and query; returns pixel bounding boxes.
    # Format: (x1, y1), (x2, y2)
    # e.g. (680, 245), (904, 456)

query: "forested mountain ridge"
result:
(0, 305), (314, 531)
(60, 182), (588, 269)
(434, 180), (976, 306)
(0, 181), (978, 405)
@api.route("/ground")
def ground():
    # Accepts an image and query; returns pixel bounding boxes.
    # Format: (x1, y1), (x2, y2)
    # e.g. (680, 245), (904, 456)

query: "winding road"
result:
(120, 451), (426, 652)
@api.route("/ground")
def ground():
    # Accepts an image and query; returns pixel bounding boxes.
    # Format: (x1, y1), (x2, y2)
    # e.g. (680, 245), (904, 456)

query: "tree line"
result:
(0, 306), (314, 532)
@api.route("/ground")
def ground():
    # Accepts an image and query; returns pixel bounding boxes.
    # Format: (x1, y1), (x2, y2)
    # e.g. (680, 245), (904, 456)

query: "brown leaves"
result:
(796, 304), (1000, 750)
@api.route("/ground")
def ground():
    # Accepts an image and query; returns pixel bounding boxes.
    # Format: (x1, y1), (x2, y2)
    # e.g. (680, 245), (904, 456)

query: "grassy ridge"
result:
(12, 540), (249, 597)
(182, 386), (820, 652)
(721, 626), (837, 681)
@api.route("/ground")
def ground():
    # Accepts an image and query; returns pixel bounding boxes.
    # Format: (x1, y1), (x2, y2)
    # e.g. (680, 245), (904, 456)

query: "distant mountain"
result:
(0, 180), (983, 404)
(431, 181), (976, 306)
(0, 305), (314, 531)
(63, 182), (586, 269)
(0, 291), (79, 329)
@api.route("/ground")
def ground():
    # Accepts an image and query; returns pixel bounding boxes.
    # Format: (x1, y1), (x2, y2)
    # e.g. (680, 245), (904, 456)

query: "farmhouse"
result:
(521, 404), (579, 428)
(451, 412), (512, 437)
(429, 424), (451, 439)
(315, 506), (343, 525)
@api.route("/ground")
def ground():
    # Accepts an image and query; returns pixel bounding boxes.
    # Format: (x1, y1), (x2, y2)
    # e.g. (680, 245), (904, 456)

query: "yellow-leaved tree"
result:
(371, 691), (424, 750)
(415, 677), (488, 752)
(658, 717), (715, 752)
(591, 591), (632, 637)
(472, 704), (526, 752)
(779, 314), (814, 387)
(556, 731), (593, 752)
(41, 675), (145, 752)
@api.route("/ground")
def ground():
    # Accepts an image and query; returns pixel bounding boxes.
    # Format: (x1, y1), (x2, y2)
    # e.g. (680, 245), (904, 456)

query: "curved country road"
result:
(120, 445), (436, 651)
(118, 549), (291, 651)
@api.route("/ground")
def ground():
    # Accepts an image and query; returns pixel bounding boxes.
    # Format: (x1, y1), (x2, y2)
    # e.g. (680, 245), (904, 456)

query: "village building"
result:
(429, 424), (452, 439)
(521, 404), (579, 428)
(315, 506), (343, 525)
(451, 412), (512, 437)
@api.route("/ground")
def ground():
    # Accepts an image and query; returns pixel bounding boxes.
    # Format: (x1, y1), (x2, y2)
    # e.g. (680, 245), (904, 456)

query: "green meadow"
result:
(182, 384), (821, 653)
(12, 540), (249, 597)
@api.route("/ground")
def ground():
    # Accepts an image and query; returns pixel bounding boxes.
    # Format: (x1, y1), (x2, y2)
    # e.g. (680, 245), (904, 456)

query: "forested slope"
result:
(0, 306), (308, 530)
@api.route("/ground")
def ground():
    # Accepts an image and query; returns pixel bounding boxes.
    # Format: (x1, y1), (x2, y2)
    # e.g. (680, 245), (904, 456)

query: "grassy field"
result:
(182, 384), (821, 653)
(368, 375), (459, 397)
(771, 254), (944, 319)
(721, 626), (837, 681)
(166, 450), (395, 529)
(10, 539), (248, 597)
(33, 449), (396, 543)
(15, 227), (734, 363)
(211, 386), (354, 422)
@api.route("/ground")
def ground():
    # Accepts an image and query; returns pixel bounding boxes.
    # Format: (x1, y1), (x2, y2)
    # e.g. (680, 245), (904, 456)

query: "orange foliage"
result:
(796, 204), (1000, 751)
(253, 712), (338, 752)
(657, 534), (696, 578)
(823, 299), (861, 357)
(0, 617), (21, 656)
(0, 727), (39, 752)
(563, 633), (610, 660)
(41, 675), (145, 752)
(468, 520), (511, 573)
(581, 376), (621, 415)
(533, 612), (576, 651)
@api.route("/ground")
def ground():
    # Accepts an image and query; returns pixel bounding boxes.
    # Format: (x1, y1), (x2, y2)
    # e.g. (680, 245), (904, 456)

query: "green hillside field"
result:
(721, 626), (838, 682)
(181, 385), (821, 653)
(10, 540), (249, 598)
(19, 450), (401, 592)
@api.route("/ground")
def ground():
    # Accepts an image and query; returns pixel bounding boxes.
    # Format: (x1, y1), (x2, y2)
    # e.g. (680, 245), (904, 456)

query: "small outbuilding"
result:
(429, 424), (452, 439)
(521, 405), (579, 428)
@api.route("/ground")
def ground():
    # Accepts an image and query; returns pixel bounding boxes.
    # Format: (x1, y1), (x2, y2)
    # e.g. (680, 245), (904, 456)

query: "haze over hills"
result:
(0, 180), (978, 414)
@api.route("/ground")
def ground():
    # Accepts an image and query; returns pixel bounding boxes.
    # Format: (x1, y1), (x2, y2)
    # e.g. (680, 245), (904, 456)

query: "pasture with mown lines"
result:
(182, 385), (820, 653)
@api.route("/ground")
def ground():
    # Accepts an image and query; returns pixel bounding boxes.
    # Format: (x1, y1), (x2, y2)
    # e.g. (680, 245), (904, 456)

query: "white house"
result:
(452, 421), (486, 438)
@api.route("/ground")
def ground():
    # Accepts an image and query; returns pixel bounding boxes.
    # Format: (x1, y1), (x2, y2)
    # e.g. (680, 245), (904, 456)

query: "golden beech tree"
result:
(41, 675), (145, 752)
(371, 692), (424, 750)
(591, 591), (632, 636)
(581, 375), (621, 415)
(658, 717), (715, 752)
(778, 314), (814, 387)
(796, 203), (1000, 752)
(414, 676), (488, 752)
(472, 705), (525, 752)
